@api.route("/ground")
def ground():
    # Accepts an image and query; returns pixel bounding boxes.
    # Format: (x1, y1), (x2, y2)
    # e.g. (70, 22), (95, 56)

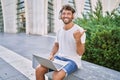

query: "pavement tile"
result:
(0, 46), (35, 80)
(0, 58), (29, 80)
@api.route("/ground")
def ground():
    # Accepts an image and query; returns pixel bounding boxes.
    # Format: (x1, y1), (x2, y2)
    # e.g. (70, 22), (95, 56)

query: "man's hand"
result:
(48, 54), (54, 61)
(73, 30), (86, 55)
(73, 30), (86, 42)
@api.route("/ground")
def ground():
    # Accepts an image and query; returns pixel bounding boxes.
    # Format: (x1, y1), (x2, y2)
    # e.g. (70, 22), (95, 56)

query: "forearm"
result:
(76, 41), (85, 56)
(50, 42), (59, 56)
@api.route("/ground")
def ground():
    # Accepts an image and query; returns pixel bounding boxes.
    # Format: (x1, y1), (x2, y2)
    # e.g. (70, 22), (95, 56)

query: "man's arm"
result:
(73, 30), (86, 56)
(75, 41), (85, 56)
(49, 42), (59, 60)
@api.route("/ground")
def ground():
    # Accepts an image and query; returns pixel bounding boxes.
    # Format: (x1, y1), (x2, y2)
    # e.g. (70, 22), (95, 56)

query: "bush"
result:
(83, 28), (120, 71)
(74, 0), (120, 71)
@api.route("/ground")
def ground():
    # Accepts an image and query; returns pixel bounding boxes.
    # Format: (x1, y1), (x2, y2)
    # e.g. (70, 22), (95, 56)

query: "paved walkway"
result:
(0, 33), (55, 80)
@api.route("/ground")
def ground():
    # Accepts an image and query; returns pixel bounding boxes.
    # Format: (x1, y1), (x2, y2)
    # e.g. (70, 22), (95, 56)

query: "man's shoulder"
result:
(74, 24), (84, 30)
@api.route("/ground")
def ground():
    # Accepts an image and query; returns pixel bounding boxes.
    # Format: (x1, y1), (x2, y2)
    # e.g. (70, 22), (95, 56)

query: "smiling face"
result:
(59, 5), (75, 25)
(61, 10), (74, 24)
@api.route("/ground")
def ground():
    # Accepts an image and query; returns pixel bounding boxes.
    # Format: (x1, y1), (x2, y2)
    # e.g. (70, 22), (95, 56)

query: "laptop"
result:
(33, 54), (68, 71)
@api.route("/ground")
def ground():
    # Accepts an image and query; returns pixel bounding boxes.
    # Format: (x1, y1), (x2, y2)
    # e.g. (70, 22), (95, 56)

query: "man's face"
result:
(61, 10), (74, 24)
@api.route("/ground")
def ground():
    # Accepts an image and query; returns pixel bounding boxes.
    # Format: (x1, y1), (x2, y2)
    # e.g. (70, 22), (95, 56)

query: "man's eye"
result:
(67, 13), (71, 15)
(62, 13), (66, 15)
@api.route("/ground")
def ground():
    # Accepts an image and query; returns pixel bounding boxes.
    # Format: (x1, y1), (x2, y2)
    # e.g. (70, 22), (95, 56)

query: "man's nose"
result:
(64, 14), (68, 17)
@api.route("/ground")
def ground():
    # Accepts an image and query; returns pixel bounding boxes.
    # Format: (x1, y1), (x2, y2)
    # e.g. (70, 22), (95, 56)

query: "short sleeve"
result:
(78, 26), (86, 44)
(81, 32), (86, 43)
(55, 29), (60, 42)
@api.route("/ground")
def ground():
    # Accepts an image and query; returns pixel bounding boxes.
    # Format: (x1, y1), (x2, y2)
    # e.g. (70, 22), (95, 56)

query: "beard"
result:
(62, 18), (73, 24)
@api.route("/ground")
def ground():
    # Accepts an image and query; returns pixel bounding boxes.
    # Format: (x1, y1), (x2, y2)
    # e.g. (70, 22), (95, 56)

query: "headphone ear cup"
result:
(59, 13), (62, 19)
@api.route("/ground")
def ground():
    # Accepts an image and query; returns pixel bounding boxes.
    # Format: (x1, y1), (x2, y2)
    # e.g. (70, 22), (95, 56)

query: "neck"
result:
(64, 22), (74, 30)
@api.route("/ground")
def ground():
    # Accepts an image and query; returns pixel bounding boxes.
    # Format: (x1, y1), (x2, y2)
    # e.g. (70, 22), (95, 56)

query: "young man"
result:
(35, 5), (86, 80)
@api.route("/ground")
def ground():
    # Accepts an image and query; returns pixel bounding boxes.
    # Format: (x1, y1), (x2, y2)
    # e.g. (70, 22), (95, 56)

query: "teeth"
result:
(64, 18), (68, 20)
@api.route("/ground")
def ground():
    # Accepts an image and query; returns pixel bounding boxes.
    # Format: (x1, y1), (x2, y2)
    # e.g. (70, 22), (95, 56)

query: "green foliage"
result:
(74, 0), (120, 71)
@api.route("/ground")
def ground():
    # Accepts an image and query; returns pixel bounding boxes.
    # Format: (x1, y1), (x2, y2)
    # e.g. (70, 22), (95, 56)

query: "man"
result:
(35, 5), (86, 80)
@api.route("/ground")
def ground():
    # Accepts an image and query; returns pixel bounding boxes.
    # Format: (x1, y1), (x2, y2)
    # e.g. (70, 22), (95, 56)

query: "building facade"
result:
(0, 0), (120, 35)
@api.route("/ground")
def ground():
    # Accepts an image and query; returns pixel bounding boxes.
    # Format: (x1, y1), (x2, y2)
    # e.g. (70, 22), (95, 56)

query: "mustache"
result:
(63, 17), (70, 19)
(62, 17), (73, 19)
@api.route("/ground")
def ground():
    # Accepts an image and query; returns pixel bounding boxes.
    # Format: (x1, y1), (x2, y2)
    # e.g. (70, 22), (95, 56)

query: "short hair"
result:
(60, 5), (75, 14)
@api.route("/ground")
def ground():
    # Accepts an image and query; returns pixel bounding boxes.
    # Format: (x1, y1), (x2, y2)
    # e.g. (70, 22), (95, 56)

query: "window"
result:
(16, 0), (26, 32)
(83, 0), (92, 16)
(63, 0), (76, 9)
(47, 0), (54, 33)
(0, 1), (4, 32)
(117, 3), (120, 11)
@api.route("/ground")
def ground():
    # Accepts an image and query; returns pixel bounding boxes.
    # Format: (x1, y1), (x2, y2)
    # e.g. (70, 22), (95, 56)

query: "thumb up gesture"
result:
(73, 30), (86, 42)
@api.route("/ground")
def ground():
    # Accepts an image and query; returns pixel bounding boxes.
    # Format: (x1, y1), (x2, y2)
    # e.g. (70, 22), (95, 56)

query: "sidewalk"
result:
(0, 33), (55, 80)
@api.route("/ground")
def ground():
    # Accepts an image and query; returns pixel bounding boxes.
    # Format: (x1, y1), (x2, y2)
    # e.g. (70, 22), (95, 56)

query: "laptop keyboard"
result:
(53, 63), (63, 69)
